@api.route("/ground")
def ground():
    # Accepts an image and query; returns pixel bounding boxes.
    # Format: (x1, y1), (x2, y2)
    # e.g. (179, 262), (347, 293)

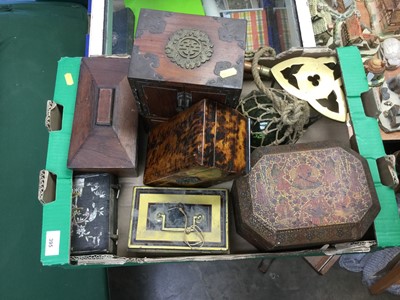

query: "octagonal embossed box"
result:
(128, 9), (247, 126)
(231, 141), (381, 251)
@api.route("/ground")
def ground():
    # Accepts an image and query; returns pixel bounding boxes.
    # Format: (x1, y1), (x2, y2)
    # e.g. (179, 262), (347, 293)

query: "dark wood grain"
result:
(369, 263), (400, 295)
(128, 9), (246, 123)
(96, 88), (113, 125)
(68, 57), (139, 177)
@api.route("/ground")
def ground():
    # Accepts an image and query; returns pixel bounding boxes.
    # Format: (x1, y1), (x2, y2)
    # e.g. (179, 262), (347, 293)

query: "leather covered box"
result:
(70, 173), (119, 255)
(67, 57), (139, 177)
(128, 9), (247, 126)
(143, 99), (250, 187)
(231, 141), (381, 251)
(128, 187), (229, 254)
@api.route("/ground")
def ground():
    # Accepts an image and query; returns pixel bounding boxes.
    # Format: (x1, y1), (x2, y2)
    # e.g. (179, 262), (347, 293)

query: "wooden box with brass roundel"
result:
(128, 9), (247, 127)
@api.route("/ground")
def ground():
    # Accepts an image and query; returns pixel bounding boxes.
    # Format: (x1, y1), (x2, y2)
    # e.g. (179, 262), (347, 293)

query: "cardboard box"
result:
(38, 58), (80, 266)
(338, 46), (400, 248)
(38, 47), (400, 267)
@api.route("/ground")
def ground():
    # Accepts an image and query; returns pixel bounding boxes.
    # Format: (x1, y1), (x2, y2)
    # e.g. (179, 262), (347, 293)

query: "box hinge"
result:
(176, 91), (192, 112)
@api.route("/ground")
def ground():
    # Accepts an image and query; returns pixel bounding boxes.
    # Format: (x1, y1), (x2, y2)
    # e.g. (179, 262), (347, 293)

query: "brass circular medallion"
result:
(165, 29), (213, 69)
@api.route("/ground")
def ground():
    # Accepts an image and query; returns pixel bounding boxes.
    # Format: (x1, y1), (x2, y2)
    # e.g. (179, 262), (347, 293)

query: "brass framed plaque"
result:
(128, 187), (229, 254)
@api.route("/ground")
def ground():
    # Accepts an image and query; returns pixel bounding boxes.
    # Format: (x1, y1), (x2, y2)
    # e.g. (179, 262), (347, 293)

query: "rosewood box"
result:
(70, 173), (119, 255)
(231, 141), (381, 251)
(128, 9), (247, 125)
(67, 57), (139, 176)
(143, 99), (250, 187)
(128, 187), (229, 254)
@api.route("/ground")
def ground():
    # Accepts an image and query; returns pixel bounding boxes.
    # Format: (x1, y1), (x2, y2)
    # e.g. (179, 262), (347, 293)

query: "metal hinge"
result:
(176, 91), (192, 112)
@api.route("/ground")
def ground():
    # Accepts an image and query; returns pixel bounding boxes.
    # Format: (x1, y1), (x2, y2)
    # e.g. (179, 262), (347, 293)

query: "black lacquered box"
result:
(70, 173), (119, 255)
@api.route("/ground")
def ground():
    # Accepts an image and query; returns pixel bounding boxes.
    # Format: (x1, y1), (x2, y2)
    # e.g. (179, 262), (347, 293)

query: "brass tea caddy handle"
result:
(156, 203), (205, 248)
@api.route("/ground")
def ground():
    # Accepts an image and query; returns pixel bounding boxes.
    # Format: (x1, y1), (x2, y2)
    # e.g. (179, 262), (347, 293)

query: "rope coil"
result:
(238, 47), (311, 148)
